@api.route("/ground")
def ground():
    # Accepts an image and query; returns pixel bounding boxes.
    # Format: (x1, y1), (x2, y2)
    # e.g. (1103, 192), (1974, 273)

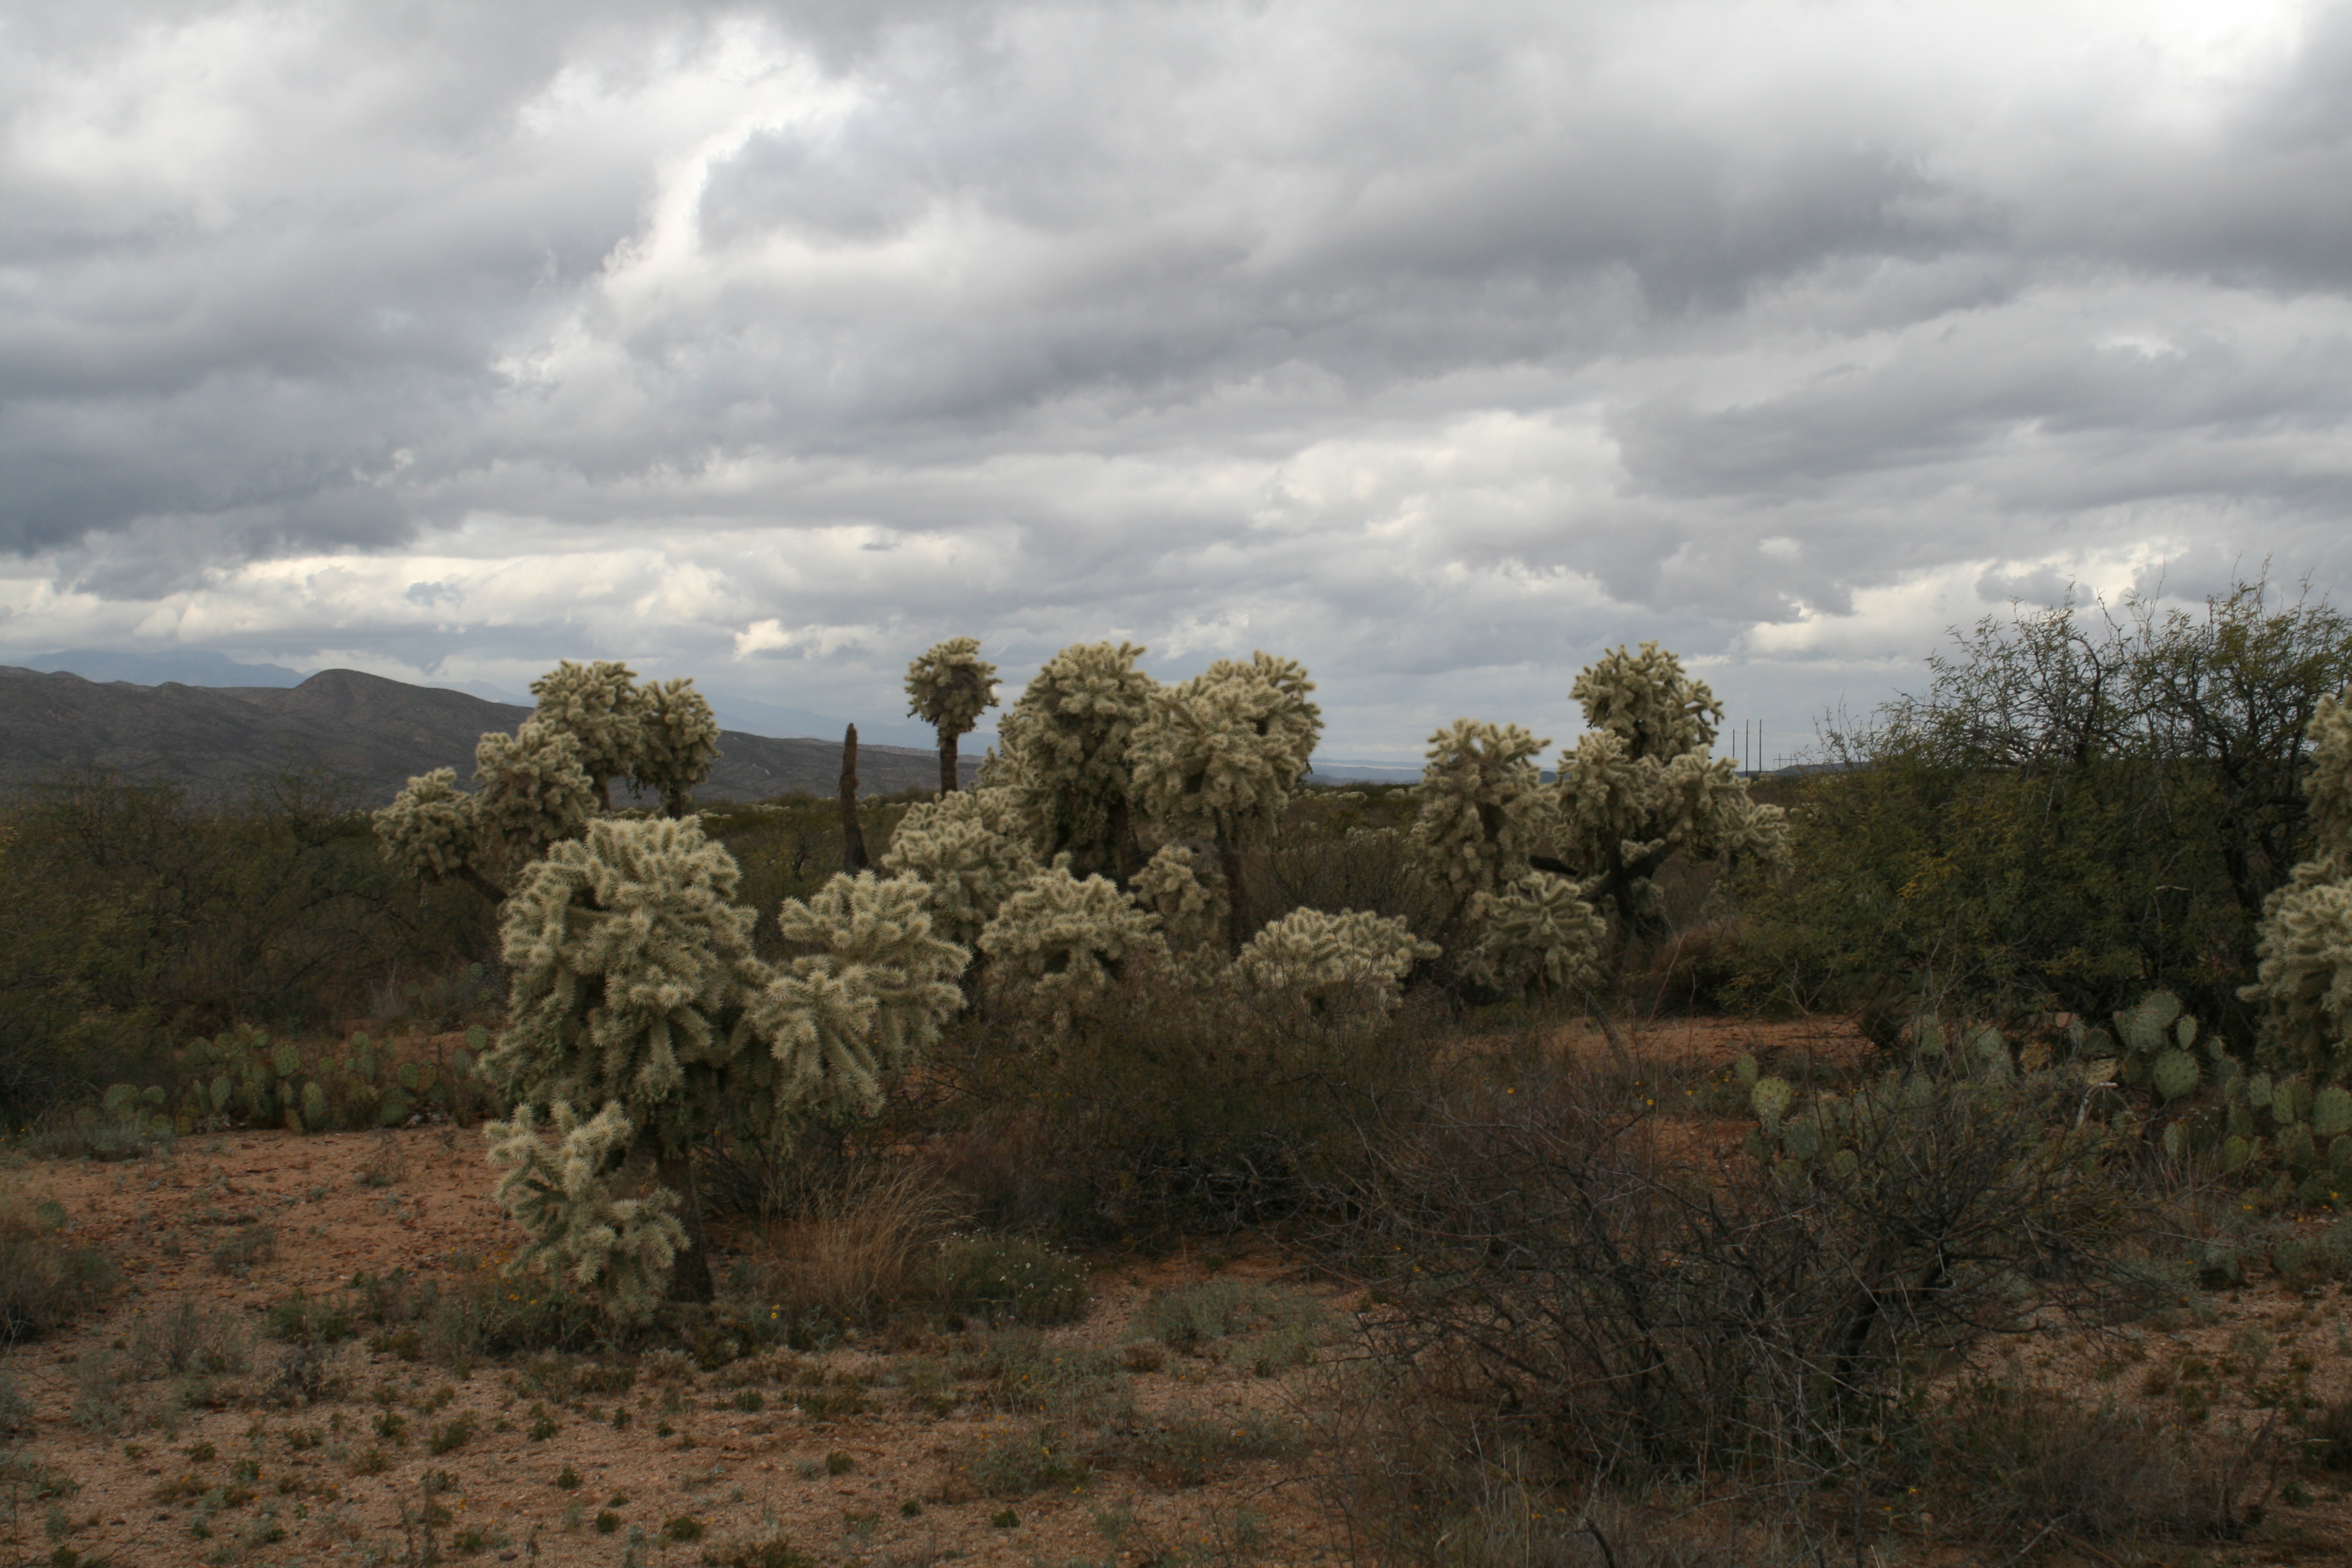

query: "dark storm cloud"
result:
(1, 0), (2348, 756)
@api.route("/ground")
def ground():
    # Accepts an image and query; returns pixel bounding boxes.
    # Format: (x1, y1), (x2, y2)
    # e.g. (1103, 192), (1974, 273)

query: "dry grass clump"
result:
(739, 1162), (965, 1325)
(0, 1183), (117, 1344)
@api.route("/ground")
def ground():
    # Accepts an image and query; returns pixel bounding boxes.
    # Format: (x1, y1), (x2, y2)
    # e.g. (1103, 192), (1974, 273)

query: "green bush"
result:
(1737, 579), (2352, 1032)
(0, 767), (500, 1125)
(929, 1235), (1089, 1325)
(0, 1189), (117, 1344)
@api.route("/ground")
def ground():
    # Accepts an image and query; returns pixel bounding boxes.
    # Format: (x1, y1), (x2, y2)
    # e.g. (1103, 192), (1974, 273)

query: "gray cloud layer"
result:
(3, 0), (2348, 758)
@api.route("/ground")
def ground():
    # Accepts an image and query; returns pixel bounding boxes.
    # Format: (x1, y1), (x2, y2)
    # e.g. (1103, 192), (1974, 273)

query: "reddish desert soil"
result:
(10, 1014), (2352, 1567)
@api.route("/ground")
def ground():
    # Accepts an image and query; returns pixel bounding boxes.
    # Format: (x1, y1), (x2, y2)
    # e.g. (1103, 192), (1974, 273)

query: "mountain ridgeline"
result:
(0, 665), (971, 805)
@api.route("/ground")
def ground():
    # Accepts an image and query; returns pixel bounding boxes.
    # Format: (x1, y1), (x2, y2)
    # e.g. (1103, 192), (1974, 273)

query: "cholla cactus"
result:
(978, 859), (1166, 1029)
(996, 641), (1158, 879)
(632, 677), (722, 817)
(473, 720), (600, 865)
(1571, 639), (1722, 761)
(531, 660), (648, 811)
(1128, 652), (1322, 946)
(1551, 645), (1789, 946)
(1411, 719), (1557, 912)
(485, 1101), (686, 1326)
(906, 637), (1001, 796)
(481, 816), (967, 1311)
(878, 788), (1040, 946)
(1132, 841), (1230, 955)
(1466, 872), (1608, 995)
(1234, 907), (1437, 1017)
(377, 662), (720, 894)
(774, 872), (969, 1072)
(376, 720), (596, 897)
(2247, 693), (2352, 1078)
(372, 767), (488, 892)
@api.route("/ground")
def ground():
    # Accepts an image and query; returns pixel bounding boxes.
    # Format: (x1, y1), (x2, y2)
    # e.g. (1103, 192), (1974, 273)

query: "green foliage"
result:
(0, 767), (495, 1123)
(928, 1235), (1090, 1325)
(1747, 577), (2352, 1029)
(1130, 841), (1229, 954)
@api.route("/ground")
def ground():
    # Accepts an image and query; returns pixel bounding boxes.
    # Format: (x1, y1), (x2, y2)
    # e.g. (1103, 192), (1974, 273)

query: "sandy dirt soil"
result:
(10, 1014), (2352, 1567)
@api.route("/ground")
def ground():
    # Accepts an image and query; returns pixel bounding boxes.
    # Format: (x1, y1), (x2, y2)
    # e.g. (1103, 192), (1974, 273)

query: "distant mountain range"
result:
(0, 665), (971, 805)
(16, 649), (985, 751)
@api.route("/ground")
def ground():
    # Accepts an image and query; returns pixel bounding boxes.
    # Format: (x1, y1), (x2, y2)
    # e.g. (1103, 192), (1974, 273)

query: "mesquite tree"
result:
(481, 817), (964, 1316)
(905, 637), (1001, 797)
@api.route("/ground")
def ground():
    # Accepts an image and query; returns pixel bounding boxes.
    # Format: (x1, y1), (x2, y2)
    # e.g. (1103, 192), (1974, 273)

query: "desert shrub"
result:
(1919, 1376), (2272, 1544)
(1316, 1046), (2138, 1523)
(419, 1256), (603, 1361)
(123, 1301), (253, 1411)
(1140, 1413), (1305, 1485)
(0, 766), (498, 1123)
(958, 1333), (1132, 1425)
(1740, 578), (2352, 1033)
(0, 1187), (117, 1344)
(959, 1423), (1093, 1498)
(929, 1235), (1089, 1325)
(1131, 1278), (1326, 1370)
(264, 1288), (355, 1354)
(209, 1221), (276, 1277)
(944, 953), (1447, 1240)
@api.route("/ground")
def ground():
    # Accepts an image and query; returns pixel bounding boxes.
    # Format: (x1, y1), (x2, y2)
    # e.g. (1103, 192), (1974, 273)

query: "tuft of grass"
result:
(737, 1163), (964, 1326)
(207, 1222), (276, 1278)
(0, 1186), (119, 1344)
(1131, 1278), (1327, 1371)
(962, 1423), (1091, 1498)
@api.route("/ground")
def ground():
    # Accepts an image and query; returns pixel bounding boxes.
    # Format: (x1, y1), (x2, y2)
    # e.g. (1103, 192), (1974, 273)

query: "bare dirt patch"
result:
(1, 1131), (1348, 1567)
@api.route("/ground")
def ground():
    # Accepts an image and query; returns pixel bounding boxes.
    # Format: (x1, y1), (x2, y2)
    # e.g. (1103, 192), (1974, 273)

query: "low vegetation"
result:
(7, 581), (2352, 1563)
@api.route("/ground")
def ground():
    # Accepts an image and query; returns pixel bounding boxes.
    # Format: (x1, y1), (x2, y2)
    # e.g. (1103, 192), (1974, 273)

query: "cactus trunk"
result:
(655, 1149), (714, 1304)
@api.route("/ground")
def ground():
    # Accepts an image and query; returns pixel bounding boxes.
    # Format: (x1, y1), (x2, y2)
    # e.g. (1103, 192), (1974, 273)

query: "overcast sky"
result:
(4, 0), (2349, 761)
